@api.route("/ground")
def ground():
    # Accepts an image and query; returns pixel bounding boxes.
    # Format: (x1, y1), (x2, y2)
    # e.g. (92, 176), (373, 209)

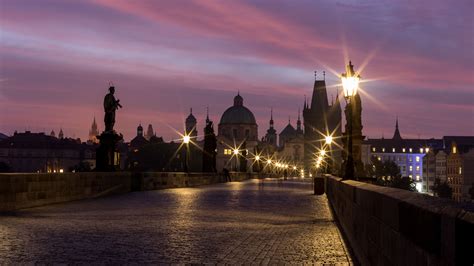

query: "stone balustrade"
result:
(0, 172), (260, 212)
(325, 175), (473, 265)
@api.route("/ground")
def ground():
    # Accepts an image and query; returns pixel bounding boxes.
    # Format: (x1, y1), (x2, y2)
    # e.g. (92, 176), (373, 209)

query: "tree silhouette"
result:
(366, 157), (416, 192)
(432, 178), (453, 199)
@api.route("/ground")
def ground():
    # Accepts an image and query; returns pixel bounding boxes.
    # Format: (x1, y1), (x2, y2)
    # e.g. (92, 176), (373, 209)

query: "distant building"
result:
(88, 117), (99, 144)
(263, 109), (277, 147)
(217, 93), (258, 172)
(303, 78), (342, 175)
(0, 131), (95, 173)
(363, 119), (443, 192)
(422, 149), (447, 195)
(446, 139), (474, 202)
(145, 124), (154, 141)
(58, 128), (64, 139)
(185, 108), (198, 138)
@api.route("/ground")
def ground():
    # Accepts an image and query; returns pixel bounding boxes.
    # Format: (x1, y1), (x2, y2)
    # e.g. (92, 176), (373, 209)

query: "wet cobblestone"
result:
(0, 178), (352, 264)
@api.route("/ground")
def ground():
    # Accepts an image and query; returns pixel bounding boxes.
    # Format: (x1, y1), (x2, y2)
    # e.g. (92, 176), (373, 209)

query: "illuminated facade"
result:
(447, 141), (474, 202)
(363, 120), (443, 192)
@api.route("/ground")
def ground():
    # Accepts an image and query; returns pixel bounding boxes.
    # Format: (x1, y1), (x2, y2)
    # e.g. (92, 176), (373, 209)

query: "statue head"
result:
(109, 86), (115, 94)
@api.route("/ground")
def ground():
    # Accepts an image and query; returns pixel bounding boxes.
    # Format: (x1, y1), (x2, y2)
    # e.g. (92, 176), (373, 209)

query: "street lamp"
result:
(183, 134), (191, 172)
(341, 61), (360, 180)
(325, 135), (333, 145)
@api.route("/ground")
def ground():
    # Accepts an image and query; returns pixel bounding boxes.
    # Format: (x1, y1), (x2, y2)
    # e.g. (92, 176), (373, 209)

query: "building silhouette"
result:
(185, 108), (198, 138)
(145, 124), (154, 141)
(88, 117), (99, 144)
(303, 77), (342, 175)
(216, 93), (258, 172)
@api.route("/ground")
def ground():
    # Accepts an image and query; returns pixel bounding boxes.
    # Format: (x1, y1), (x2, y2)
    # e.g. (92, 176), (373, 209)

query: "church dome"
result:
(219, 94), (256, 125)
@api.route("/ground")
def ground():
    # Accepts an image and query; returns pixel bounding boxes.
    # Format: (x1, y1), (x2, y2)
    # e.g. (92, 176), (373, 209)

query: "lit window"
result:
(382, 148), (385, 152)
(372, 147), (376, 152)
(459, 167), (462, 175)
(409, 157), (413, 162)
(392, 148), (396, 153)
(425, 148), (429, 153)
(416, 175), (420, 181)
(377, 156), (381, 161)
(402, 148), (406, 152)
(409, 165), (413, 171)
(420, 148), (423, 153)
(453, 146), (457, 154)
(224, 149), (232, 155)
(409, 175), (413, 179)
(416, 166), (420, 171)
(409, 148), (413, 153)
(416, 156), (420, 162)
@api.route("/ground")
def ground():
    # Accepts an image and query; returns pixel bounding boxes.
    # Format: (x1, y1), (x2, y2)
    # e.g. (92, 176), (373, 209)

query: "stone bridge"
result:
(0, 173), (472, 264)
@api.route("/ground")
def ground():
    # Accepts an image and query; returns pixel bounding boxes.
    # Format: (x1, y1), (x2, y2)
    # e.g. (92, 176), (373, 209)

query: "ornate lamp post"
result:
(341, 61), (360, 180)
(183, 134), (190, 172)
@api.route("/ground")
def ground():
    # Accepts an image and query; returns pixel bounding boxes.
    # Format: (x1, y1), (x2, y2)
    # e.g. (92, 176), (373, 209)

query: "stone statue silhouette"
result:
(103, 86), (122, 132)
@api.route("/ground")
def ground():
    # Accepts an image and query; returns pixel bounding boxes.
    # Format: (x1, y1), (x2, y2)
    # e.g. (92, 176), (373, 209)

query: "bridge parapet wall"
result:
(0, 172), (131, 212)
(0, 172), (260, 212)
(326, 175), (473, 265)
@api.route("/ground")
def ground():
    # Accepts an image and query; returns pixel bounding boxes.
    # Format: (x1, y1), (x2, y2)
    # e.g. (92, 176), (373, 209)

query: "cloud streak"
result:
(1, 0), (473, 140)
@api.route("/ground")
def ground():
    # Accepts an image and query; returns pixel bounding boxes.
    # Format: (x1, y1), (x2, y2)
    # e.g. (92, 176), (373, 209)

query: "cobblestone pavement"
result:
(0, 178), (352, 264)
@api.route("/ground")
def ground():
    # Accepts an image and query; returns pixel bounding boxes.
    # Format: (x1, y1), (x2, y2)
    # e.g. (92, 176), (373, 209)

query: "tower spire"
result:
(206, 106), (210, 124)
(392, 116), (402, 140)
(296, 108), (302, 132)
(270, 108), (274, 128)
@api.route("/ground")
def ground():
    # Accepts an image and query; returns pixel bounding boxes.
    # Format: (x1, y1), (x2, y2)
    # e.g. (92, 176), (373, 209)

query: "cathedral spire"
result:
(58, 128), (64, 139)
(206, 106), (210, 124)
(296, 108), (302, 132)
(392, 117), (402, 140)
(270, 108), (274, 128)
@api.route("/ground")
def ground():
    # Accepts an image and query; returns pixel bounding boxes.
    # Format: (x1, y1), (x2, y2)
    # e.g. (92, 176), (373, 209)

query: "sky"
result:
(1, 0), (473, 142)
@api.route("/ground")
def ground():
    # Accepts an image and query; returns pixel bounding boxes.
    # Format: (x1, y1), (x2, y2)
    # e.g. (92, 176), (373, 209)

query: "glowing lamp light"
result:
(325, 135), (333, 145)
(293, 166), (297, 170)
(341, 76), (359, 98)
(320, 150), (326, 156)
(59, 169), (64, 173)
(255, 155), (260, 161)
(233, 149), (239, 155)
(183, 135), (191, 144)
(341, 61), (360, 99)
(267, 159), (272, 164)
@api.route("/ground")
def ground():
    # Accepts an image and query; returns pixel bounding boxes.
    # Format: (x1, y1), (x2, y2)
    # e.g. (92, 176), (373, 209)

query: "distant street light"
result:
(255, 155), (260, 161)
(182, 133), (190, 172)
(341, 61), (360, 180)
(325, 135), (333, 145)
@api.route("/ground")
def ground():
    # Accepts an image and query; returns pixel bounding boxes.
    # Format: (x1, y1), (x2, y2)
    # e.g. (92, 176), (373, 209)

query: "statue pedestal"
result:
(96, 131), (123, 172)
